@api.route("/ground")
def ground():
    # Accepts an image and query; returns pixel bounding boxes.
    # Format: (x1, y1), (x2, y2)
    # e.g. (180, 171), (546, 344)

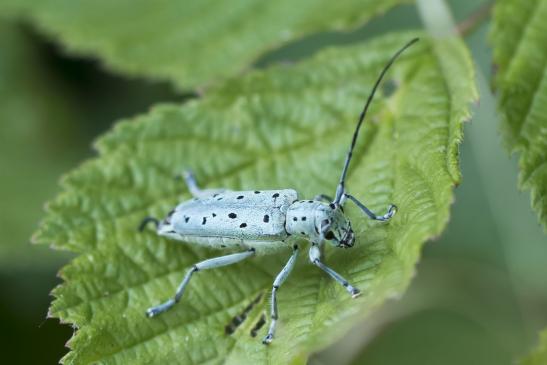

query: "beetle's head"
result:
(316, 203), (355, 248)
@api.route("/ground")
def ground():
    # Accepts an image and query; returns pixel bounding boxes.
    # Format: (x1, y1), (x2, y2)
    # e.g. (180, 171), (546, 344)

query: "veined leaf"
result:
(0, 0), (410, 90)
(490, 0), (547, 230)
(35, 33), (477, 364)
(522, 329), (547, 365)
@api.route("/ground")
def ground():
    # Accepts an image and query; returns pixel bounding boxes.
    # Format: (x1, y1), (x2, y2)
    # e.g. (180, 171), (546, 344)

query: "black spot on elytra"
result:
(184, 216), (190, 223)
(202, 217), (207, 225)
(221, 244), (226, 248)
(237, 195), (244, 200)
(216, 196), (223, 200)
(300, 231), (305, 235)
(263, 215), (269, 223)
(329, 203), (336, 209)
(213, 193), (219, 197)
(212, 213), (217, 217)
(254, 191), (261, 194)
(293, 217), (297, 221)
(301, 217), (307, 221)
(240, 223), (247, 228)
(229, 213), (237, 219)
(272, 193), (279, 198)
(308, 200), (314, 203)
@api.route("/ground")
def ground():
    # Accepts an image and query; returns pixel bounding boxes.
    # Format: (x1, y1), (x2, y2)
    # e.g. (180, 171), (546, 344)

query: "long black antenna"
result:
(333, 38), (419, 204)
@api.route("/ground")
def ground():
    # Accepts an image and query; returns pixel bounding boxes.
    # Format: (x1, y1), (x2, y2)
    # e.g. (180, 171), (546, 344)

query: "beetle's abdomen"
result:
(164, 189), (297, 243)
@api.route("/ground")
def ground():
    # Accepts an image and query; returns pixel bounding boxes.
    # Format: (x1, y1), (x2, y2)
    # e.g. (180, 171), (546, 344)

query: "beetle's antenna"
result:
(333, 38), (419, 205)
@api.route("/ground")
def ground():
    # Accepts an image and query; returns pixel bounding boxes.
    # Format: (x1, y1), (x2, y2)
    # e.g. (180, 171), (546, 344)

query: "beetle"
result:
(139, 38), (418, 344)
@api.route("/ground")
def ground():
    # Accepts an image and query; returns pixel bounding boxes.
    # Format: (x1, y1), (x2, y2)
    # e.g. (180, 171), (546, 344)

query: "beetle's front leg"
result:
(343, 193), (397, 221)
(263, 244), (299, 345)
(309, 244), (360, 297)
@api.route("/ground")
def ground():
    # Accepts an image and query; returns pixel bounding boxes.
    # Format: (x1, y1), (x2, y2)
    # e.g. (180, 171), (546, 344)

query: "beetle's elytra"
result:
(140, 38), (418, 344)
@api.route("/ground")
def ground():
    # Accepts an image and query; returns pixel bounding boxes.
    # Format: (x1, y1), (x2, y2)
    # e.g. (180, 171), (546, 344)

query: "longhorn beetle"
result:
(140, 38), (418, 344)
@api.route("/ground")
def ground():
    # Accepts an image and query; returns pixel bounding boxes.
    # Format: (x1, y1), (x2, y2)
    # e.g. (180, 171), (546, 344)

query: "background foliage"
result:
(491, 0), (547, 230)
(0, 0), (546, 364)
(0, 0), (409, 89)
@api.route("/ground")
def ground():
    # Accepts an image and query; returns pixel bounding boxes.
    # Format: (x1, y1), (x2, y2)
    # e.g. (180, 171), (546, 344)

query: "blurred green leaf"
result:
(490, 0), (547, 230)
(522, 329), (547, 365)
(351, 309), (511, 365)
(35, 33), (476, 364)
(0, 21), (78, 268)
(1, 0), (409, 90)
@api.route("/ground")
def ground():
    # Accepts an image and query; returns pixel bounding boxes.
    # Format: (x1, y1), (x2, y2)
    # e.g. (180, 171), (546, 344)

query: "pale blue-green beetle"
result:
(140, 38), (418, 344)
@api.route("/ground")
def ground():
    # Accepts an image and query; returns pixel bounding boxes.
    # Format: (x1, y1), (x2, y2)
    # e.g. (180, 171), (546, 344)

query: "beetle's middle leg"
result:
(263, 244), (299, 345)
(313, 194), (333, 203)
(146, 248), (256, 317)
(309, 244), (360, 298)
(182, 170), (227, 198)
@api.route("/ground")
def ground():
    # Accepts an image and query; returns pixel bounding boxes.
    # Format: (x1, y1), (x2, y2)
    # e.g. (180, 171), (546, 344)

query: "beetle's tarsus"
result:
(262, 334), (273, 345)
(387, 204), (397, 218)
(138, 217), (160, 232)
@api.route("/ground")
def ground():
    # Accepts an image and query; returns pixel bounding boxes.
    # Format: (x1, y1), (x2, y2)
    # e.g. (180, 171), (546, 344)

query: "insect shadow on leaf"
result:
(225, 292), (264, 335)
(250, 312), (267, 338)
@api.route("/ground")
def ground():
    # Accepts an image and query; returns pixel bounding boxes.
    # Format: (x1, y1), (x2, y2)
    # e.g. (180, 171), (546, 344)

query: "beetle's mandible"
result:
(139, 38), (418, 344)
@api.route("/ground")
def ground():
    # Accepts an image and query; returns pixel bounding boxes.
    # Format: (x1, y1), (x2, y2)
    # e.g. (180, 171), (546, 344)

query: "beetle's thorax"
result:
(286, 200), (355, 247)
(285, 200), (324, 242)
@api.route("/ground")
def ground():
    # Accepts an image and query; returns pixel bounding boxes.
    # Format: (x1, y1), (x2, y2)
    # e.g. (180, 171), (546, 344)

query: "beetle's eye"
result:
(324, 231), (335, 240)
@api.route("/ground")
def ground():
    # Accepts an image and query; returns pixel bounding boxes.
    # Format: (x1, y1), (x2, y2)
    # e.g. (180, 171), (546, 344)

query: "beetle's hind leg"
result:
(343, 193), (397, 221)
(138, 217), (160, 232)
(181, 169), (227, 198)
(146, 248), (256, 318)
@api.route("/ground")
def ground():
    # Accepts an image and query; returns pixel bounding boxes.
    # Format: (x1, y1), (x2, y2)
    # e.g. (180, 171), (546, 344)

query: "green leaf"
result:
(1, 0), (409, 90)
(490, 0), (547, 230)
(522, 329), (547, 365)
(35, 32), (477, 364)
